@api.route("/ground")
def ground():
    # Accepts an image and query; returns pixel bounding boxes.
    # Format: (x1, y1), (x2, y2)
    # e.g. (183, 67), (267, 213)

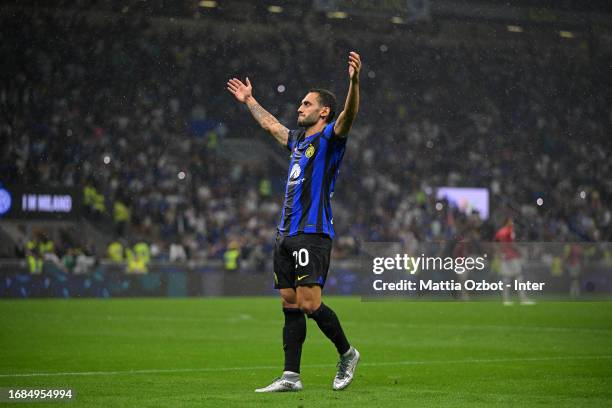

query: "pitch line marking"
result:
(1, 355), (611, 378)
(25, 313), (612, 335)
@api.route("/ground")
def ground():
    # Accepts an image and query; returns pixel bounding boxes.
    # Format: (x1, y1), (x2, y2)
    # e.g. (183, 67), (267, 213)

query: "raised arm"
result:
(334, 51), (361, 137)
(227, 77), (289, 146)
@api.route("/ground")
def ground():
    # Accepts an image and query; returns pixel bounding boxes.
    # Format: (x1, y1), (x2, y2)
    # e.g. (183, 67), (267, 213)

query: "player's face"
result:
(297, 92), (326, 127)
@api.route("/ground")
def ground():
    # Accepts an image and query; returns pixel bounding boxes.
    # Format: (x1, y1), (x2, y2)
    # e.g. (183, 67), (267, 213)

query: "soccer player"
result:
(226, 51), (362, 392)
(494, 218), (534, 305)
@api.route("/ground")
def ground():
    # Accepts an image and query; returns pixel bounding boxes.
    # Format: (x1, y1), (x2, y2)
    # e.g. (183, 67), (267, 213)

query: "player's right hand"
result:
(227, 77), (253, 103)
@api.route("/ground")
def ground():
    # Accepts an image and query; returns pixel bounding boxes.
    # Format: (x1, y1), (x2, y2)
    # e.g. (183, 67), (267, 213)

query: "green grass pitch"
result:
(1, 297), (611, 407)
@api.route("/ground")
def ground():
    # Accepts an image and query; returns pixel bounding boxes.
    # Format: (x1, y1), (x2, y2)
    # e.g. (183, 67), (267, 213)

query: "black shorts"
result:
(273, 233), (332, 289)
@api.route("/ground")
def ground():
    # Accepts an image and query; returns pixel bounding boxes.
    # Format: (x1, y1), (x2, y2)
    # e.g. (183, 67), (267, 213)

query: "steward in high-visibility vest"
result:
(223, 241), (240, 271)
(126, 247), (147, 274)
(259, 179), (271, 198)
(108, 241), (124, 262)
(83, 185), (106, 213)
(83, 186), (96, 207)
(93, 190), (106, 213)
(25, 239), (42, 274)
(39, 239), (54, 256)
(113, 201), (131, 224)
(134, 242), (150, 265)
(205, 130), (218, 150)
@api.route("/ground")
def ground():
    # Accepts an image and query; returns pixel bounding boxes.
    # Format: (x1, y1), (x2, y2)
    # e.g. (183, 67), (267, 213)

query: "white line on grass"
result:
(1, 355), (611, 378)
(362, 321), (612, 334)
(24, 313), (612, 334)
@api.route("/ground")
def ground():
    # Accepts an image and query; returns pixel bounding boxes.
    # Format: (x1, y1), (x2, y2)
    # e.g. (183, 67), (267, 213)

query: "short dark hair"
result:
(309, 88), (337, 123)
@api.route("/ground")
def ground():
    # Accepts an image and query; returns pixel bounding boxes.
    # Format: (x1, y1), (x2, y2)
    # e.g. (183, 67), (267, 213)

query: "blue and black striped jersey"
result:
(278, 121), (347, 239)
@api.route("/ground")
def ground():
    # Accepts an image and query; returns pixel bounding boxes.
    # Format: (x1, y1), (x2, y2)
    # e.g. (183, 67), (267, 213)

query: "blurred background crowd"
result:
(1, 4), (610, 270)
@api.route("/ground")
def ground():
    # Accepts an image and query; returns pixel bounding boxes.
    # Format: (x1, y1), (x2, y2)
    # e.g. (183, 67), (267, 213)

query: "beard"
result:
(297, 113), (318, 128)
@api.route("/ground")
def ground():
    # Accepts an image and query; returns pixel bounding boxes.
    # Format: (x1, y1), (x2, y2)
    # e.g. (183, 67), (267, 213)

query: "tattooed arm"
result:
(244, 97), (289, 146)
(227, 77), (289, 146)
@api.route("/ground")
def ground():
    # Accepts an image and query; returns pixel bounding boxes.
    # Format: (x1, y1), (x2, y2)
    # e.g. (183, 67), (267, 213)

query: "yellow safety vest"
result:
(26, 240), (37, 252)
(108, 241), (124, 262)
(113, 201), (131, 223)
(224, 248), (240, 271)
(83, 186), (95, 206)
(39, 240), (54, 255)
(126, 248), (147, 274)
(550, 257), (563, 277)
(259, 179), (271, 197)
(134, 242), (150, 265)
(27, 255), (43, 274)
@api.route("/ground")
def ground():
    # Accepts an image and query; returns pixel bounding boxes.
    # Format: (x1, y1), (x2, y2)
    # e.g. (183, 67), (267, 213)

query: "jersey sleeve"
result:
(322, 121), (338, 141)
(286, 129), (299, 151)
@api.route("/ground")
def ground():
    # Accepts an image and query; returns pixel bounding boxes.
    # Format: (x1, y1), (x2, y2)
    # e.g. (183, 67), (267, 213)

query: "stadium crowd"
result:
(1, 10), (610, 265)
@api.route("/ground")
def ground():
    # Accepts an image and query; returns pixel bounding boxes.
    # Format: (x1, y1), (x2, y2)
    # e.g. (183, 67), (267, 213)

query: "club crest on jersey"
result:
(305, 144), (315, 158)
(290, 163), (301, 180)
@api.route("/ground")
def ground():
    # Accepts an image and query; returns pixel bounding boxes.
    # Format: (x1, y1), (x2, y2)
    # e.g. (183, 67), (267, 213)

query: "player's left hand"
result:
(348, 51), (361, 82)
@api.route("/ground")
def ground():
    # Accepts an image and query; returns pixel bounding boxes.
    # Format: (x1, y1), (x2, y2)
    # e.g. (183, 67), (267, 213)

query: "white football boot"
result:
(332, 346), (360, 391)
(255, 374), (303, 393)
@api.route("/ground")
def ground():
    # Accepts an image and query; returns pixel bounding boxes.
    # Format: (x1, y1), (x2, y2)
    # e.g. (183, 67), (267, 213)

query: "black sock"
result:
(307, 303), (350, 355)
(283, 308), (306, 373)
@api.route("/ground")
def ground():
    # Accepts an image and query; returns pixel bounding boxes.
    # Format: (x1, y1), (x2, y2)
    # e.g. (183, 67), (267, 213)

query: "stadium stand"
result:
(0, 5), (610, 271)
